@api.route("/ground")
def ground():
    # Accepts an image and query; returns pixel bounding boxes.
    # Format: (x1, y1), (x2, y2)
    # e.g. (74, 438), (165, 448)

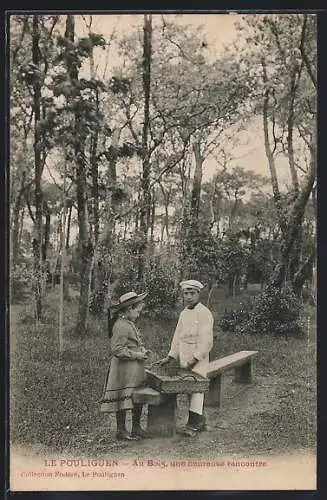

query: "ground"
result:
(9, 285), (316, 461)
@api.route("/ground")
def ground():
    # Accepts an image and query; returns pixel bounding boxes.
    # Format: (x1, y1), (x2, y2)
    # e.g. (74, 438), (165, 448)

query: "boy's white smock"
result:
(168, 302), (214, 376)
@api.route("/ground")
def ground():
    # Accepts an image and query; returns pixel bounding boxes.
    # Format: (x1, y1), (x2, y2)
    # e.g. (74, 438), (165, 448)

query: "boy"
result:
(158, 280), (214, 436)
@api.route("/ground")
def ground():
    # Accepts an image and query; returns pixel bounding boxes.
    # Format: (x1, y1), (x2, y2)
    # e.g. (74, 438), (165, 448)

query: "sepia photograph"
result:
(8, 11), (317, 491)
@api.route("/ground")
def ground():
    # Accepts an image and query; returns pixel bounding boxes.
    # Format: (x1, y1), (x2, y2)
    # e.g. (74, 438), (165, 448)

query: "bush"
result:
(219, 286), (304, 338)
(143, 262), (179, 318)
(218, 302), (251, 333)
(89, 286), (106, 315)
(10, 262), (33, 303)
(114, 261), (179, 319)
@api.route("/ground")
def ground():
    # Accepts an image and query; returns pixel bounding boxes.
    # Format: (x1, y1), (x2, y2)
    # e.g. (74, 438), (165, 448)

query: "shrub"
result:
(143, 262), (179, 318)
(10, 262), (33, 303)
(219, 286), (304, 338)
(89, 286), (106, 315)
(218, 303), (251, 333)
(114, 261), (179, 319)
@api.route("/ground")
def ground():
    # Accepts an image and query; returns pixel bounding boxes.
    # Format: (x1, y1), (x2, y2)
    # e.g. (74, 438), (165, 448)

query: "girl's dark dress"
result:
(100, 318), (146, 412)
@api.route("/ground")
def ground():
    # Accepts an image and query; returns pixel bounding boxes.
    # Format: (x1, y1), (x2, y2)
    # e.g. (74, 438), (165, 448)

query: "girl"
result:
(100, 291), (151, 441)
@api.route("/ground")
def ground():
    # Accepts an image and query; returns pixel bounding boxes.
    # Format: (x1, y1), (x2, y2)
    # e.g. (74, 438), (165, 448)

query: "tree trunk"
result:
(59, 160), (68, 357)
(150, 188), (156, 243)
(159, 182), (170, 242)
(286, 69), (299, 197)
(18, 206), (25, 251)
(90, 130), (99, 245)
(42, 201), (51, 261)
(271, 137), (316, 289)
(65, 15), (92, 336)
(288, 225), (302, 282)
(11, 173), (26, 267)
(89, 115), (100, 295)
(292, 247), (315, 297)
(190, 141), (203, 225)
(32, 15), (43, 321)
(262, 58), (287, 234)
(138, 14), (152, 281)
(65, 203), (73, 249)
(105, 127), (121, 243)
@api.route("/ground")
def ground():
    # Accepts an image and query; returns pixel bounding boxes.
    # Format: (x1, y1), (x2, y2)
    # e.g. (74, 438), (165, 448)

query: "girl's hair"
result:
(108, 304), (134, 337)
(107, 302), (141, 338)
(108, 308), (119, 338)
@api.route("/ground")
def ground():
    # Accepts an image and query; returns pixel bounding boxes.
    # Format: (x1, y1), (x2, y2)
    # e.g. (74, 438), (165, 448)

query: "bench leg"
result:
(205, 375), (222, 407)
(234, 360), (252, 383)
(147, 394), (177, 437)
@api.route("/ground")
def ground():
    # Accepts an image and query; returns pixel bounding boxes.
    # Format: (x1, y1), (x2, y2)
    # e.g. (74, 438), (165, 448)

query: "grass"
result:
(9, 285), (316, 457)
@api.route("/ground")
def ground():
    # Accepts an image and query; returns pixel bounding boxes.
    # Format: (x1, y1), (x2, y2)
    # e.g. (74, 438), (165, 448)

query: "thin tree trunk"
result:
(190, 141), (203, 224)
(159, 182), (170, 242)
(11, 176), (25, 266)
(32, 15), (43, 321)
(287, 70), (299, 197)
(65, 14), (92, 336)
(59, 160), (68, 358)
(105, 127), (120, 244)
(42, 201), (51, 261)
(18, 206), (25, 250)
(90, 131), (99, 245)
(65, 203), (73, 249)
(262, 58), (287, 234)
(206, 280), (217, 308)
(150, 188), (156, 243)
(138, 14), (152, 281)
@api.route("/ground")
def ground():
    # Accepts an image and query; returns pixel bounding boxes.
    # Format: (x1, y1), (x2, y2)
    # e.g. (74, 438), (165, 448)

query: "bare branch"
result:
(299, 14), (317, 89)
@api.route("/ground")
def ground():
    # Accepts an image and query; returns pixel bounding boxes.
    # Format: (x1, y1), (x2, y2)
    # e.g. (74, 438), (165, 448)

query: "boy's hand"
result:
(185, 357), (198, 370)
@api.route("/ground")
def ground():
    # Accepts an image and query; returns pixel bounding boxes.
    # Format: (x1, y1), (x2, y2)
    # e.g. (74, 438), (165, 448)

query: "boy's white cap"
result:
(180, 280), (204, 291)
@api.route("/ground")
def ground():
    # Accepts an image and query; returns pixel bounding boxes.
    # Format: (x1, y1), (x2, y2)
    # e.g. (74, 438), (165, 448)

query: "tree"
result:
(235, 13), (317, 293)
(13, 15), (61, 318)
(138, 14), (153, 280)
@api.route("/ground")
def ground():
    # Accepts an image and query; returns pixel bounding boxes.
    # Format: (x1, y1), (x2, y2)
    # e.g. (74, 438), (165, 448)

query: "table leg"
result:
(147, 394), (177, 437)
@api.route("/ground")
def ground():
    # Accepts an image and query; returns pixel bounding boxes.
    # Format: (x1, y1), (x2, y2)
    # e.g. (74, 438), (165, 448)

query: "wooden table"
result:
(132, 369), (209, 437)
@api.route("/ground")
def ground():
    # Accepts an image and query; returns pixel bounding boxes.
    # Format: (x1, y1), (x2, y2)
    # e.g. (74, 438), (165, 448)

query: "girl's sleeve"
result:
(111, 323), (144, 360)
(194, 309), (214, 361)
(168, 314), (183, 360)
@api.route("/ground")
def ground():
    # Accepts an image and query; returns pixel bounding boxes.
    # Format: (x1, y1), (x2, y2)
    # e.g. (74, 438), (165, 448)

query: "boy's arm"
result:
(193, 309), (214, 362)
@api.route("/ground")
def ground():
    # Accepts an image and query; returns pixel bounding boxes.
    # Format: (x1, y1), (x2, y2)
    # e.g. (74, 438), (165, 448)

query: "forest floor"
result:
(9, 285), (316, 462)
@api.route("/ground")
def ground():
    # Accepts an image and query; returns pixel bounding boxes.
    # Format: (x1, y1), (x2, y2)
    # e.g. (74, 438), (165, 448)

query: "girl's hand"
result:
(155, 356), (171, 366)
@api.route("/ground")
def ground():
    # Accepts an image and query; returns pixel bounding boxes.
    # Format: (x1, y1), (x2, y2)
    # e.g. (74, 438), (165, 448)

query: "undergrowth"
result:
(10, 287), (316, 454)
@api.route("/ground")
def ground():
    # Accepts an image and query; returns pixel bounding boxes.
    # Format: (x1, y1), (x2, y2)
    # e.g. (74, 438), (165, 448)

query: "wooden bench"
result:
(132, 350), (258, 436)
(205, 350), (258, 407)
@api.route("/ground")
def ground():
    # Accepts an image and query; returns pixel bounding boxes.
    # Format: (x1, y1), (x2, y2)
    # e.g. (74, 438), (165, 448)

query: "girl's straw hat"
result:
(111, 291), (148, 311)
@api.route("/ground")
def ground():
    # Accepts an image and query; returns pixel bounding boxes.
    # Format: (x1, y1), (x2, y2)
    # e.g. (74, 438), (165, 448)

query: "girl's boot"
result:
(116, 410), (138, 441)
(131, 404), (152, 438)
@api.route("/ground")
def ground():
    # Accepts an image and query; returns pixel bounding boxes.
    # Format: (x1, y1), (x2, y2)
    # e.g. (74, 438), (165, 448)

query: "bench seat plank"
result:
(207, 350), (258, 378)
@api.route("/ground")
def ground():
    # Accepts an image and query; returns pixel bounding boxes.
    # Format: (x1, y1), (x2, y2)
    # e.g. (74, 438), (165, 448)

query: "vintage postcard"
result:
(8, 11), (317, 491)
